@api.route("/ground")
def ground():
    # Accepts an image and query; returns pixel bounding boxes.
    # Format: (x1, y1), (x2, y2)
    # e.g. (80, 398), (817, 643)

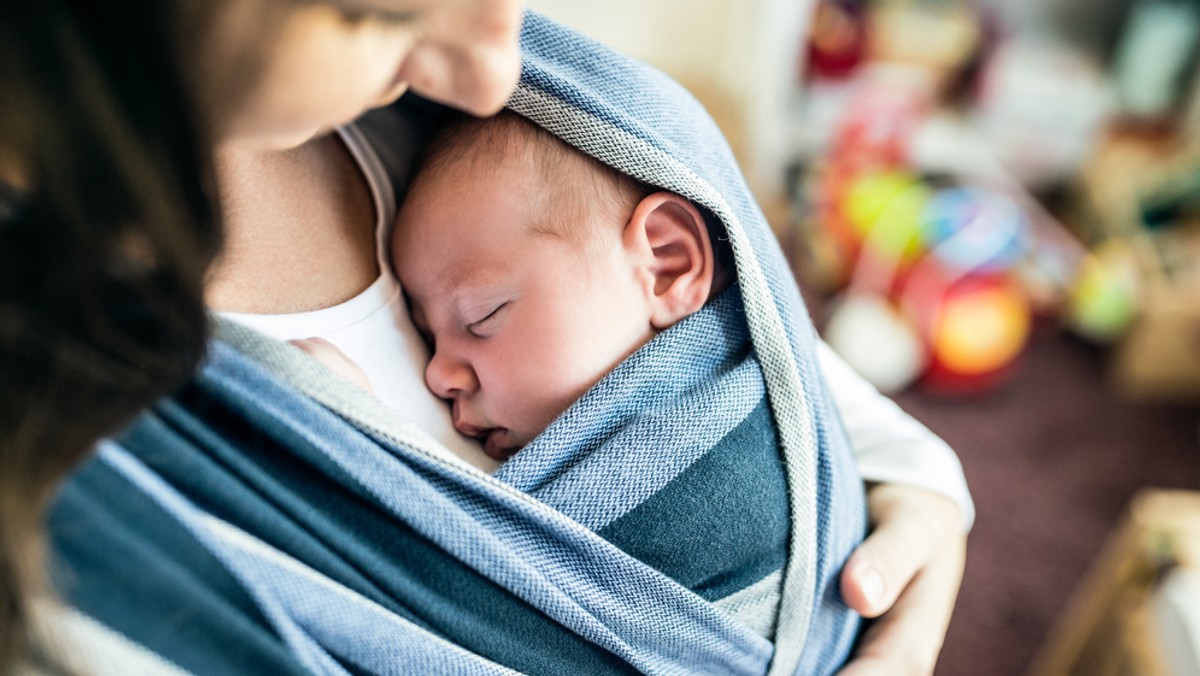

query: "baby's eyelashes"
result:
(466, 302), (508, 338)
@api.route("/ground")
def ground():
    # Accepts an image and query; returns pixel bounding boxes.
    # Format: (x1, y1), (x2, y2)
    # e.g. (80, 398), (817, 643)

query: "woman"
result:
(1, 0), (966, 673)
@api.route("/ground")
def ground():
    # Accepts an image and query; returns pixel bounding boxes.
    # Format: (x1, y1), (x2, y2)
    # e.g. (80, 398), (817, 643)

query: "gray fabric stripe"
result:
(533, 360), (766, 531)
(508, 85), (819, 675)
(713, 569), (783, 641)
(212, 319), (552, 517)
(31, 602), (190, 676)
(211, 319), (774, 672)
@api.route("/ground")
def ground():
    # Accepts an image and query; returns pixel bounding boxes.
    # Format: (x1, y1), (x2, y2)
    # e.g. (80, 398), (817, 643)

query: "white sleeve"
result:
(818, 339), (975, 531)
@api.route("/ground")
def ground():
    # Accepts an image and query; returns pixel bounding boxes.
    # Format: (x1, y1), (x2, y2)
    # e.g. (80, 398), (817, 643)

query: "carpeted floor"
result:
(886, 323), (1200, 676)
(792, 256), (1200, 674)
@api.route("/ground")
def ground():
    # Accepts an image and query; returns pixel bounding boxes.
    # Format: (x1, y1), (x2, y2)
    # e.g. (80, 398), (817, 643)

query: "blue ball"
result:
(922, 187), (1029, 273)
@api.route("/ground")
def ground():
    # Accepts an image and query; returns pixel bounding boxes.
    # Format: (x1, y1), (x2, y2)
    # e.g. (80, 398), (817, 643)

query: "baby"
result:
(305, 111), (807, 636)
(392, 111), (734, 463)
(306, 110), (734, 465)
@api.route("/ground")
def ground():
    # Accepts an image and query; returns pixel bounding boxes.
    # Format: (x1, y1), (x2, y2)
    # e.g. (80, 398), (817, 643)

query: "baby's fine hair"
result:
(410, 109), (735, 279)
(410, 110), (649, 249)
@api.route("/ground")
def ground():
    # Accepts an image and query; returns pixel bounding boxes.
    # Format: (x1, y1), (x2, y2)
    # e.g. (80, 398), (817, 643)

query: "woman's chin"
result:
(221, 124), (331, 152)
(269, 125), (332, 150)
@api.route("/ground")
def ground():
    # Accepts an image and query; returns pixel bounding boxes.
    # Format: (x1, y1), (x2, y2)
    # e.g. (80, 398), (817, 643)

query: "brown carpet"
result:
(888, 323), (1200, 676)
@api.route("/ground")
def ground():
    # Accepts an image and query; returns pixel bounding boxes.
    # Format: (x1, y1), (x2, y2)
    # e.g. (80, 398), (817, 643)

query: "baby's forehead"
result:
(423, 113), (594, 185)
(399, 112), (645, 253)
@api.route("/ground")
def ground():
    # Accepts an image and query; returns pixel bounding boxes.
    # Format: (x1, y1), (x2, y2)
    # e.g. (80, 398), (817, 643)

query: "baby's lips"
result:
(451, 407), (485, 438)
(454, 420), (484, 438)
(452, 409), (518, 460)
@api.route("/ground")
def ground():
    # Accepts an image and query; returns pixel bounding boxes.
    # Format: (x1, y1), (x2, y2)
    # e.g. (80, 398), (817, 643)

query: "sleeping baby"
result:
(300, 110), (857, 643)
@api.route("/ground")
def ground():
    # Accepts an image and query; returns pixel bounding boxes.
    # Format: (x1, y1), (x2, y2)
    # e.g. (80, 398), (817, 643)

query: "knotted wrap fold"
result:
(48, 11), (866, 675)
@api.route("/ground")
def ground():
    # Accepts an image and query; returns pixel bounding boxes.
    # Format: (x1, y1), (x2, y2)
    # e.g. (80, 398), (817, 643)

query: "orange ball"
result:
(932, 281), (1030, 375)
(919, 275), (1032, 394)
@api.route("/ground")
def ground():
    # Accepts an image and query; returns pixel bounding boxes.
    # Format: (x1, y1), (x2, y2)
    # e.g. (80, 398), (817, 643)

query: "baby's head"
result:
(392, 111), (728, 462)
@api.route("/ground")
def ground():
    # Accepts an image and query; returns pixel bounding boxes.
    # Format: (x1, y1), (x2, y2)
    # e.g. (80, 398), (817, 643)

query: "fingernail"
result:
(860, 567), (885, 609)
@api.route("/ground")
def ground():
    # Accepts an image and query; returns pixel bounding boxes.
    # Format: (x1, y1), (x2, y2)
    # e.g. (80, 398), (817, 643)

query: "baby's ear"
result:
(624, 192), (715, 331)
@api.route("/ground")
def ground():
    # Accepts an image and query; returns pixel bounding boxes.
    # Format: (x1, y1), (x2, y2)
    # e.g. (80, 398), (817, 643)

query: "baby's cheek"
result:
(505, 348), (588, 433)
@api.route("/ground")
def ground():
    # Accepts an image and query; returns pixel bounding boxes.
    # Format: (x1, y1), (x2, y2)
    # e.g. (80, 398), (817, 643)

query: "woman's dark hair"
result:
(0, 0), (244, 665)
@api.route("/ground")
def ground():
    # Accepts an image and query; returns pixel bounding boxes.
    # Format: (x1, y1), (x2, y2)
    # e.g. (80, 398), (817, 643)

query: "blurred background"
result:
(529, 1), (1200, 674)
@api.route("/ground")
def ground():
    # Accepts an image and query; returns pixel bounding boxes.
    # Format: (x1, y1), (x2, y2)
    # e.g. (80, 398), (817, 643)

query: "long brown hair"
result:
(0, 0), (277, 665)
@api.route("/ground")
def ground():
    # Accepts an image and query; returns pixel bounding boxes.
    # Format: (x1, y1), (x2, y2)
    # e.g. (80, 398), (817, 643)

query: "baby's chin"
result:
(481, 427), (524, 463)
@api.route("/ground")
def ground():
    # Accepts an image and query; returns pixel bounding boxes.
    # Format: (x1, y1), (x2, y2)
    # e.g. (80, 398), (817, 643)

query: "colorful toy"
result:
(1067, 239), (1142, 342)
(824, 293), (928, 392)
(922, 186), (1028, 273)
(920, 274), (1031, 393)
(842, 169), (931, 264)
(822, 180), (1034, 394)
(807, 70), (1043, 395)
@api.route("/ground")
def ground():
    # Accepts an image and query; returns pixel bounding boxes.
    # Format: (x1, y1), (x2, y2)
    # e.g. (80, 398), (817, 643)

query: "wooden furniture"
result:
(1028, 490), (1200, 676)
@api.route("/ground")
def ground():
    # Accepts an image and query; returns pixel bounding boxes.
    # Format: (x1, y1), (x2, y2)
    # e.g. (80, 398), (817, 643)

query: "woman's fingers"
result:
(842, 484), (962, 616)
(837, 484), (967, 675)
(841, 522), (924, 618)
(842, 527), (965, 675)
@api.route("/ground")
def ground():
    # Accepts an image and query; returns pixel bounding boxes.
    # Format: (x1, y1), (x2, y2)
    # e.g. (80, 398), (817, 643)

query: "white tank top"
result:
(219, 124), (497, 473)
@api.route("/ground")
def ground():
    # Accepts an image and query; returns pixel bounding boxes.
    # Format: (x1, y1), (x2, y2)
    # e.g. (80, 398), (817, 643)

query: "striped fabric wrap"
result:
(46, 11), (866, 676)
(496, 286), (790, 629)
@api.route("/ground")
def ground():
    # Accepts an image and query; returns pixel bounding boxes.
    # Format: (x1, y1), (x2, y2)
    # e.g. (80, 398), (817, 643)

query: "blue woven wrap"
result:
(47, 12), (866, 675)
(497, 286), (789, 606)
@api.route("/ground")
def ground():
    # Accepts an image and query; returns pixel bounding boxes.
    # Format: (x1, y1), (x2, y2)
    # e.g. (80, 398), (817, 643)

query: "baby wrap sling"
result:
(46, 12), (866, 675)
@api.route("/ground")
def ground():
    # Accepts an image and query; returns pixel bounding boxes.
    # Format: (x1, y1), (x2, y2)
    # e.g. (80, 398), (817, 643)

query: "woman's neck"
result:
(206, 133), (379, 314)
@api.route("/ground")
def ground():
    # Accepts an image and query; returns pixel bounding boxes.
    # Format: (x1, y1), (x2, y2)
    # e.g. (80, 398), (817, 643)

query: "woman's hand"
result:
(838, 483), (967, 676)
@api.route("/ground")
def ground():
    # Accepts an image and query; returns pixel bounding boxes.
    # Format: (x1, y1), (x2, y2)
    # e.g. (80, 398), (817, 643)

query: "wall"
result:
(525, 0), (815, 219)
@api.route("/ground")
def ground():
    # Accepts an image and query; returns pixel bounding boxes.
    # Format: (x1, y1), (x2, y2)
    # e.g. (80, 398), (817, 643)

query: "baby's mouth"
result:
(451, 409), (521, 462)
(482, 428), (520, 463)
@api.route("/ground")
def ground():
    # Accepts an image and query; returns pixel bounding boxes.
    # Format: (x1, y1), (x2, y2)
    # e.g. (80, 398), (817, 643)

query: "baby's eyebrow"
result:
(408, 279), (493, 332)
(444, 262), (502, 295)
(445, 268), (509, 310)
(452, 289), (508, 325)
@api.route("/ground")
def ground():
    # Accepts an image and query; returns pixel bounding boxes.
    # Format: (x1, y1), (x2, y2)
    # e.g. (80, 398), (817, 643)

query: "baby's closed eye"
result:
(466, 302), (508, 338)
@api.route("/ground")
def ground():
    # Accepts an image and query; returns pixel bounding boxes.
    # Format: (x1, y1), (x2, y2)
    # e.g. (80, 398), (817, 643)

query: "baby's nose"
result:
(425, 349), (477, 400)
